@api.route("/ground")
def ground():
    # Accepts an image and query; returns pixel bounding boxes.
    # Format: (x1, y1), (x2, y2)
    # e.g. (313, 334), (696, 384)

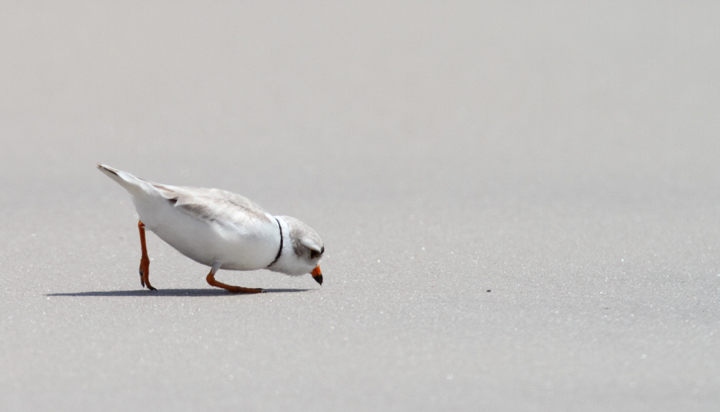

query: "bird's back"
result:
(98, 164), (280, 270)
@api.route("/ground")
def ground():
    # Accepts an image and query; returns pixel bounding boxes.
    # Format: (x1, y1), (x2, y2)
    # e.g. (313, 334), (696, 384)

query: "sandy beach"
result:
(1, 2), (719, 410)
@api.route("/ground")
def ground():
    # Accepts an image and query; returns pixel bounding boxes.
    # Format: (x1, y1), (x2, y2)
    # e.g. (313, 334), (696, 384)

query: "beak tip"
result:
(311, 265), (323, 285)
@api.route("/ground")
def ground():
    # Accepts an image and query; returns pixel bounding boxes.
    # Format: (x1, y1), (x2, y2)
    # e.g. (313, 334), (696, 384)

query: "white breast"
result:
(132, 193), (280, 271)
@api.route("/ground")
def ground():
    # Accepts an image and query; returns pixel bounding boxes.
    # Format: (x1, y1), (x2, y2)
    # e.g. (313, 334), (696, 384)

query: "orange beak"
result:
(311, 265), (323, 285)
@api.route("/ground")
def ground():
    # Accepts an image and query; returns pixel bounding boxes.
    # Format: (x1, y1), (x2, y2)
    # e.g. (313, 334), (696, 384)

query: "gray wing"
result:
(152, 183), (273, 226)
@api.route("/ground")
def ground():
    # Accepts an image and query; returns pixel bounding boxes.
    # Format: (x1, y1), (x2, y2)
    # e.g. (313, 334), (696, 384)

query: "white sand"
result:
(1, 2), (719, 411)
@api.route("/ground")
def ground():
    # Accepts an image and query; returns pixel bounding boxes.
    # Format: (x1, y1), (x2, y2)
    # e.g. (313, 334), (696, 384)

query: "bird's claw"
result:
(139, 268), (156, 290)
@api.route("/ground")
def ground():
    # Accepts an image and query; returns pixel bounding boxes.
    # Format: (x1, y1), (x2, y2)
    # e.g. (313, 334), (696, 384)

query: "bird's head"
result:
(276, 216), (324, 285)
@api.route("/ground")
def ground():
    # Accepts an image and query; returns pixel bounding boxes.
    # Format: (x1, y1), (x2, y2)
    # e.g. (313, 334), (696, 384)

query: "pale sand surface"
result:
(1, 2), (720, 411)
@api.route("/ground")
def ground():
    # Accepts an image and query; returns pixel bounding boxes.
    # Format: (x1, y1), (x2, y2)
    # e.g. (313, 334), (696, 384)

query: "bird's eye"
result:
(310, 249), (321, 259)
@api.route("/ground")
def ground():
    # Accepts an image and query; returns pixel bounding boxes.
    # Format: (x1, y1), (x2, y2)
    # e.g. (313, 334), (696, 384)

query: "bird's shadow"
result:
(47, 288), (311, 297)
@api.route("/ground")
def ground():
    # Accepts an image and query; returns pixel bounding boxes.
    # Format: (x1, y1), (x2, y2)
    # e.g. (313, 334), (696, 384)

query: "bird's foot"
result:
(206, 272), (263, 294)
(139, 257), (156, 291)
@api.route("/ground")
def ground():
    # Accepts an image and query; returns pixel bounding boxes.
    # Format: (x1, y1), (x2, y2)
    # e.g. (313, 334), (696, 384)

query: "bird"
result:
(97, 164), (324, 293)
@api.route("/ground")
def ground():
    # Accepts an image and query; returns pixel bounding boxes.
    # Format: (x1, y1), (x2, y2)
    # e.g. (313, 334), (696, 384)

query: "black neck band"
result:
(267, 217), (283, 268)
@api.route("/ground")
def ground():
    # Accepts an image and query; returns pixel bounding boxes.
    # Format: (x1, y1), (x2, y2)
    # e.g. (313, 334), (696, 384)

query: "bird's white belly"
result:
(134, 197), (278, 270)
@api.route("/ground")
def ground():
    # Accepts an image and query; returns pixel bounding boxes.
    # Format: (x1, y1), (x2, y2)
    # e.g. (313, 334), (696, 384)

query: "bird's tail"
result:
(97, 164), (154, 196)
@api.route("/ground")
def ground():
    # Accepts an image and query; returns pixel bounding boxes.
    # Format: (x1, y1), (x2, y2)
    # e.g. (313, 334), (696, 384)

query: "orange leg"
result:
(206, 268), (263, 294)
(138, 220), (156, 291)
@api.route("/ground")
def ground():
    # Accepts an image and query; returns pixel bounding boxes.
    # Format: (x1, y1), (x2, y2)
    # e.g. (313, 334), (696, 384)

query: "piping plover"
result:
(97, 164), (324, 293)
